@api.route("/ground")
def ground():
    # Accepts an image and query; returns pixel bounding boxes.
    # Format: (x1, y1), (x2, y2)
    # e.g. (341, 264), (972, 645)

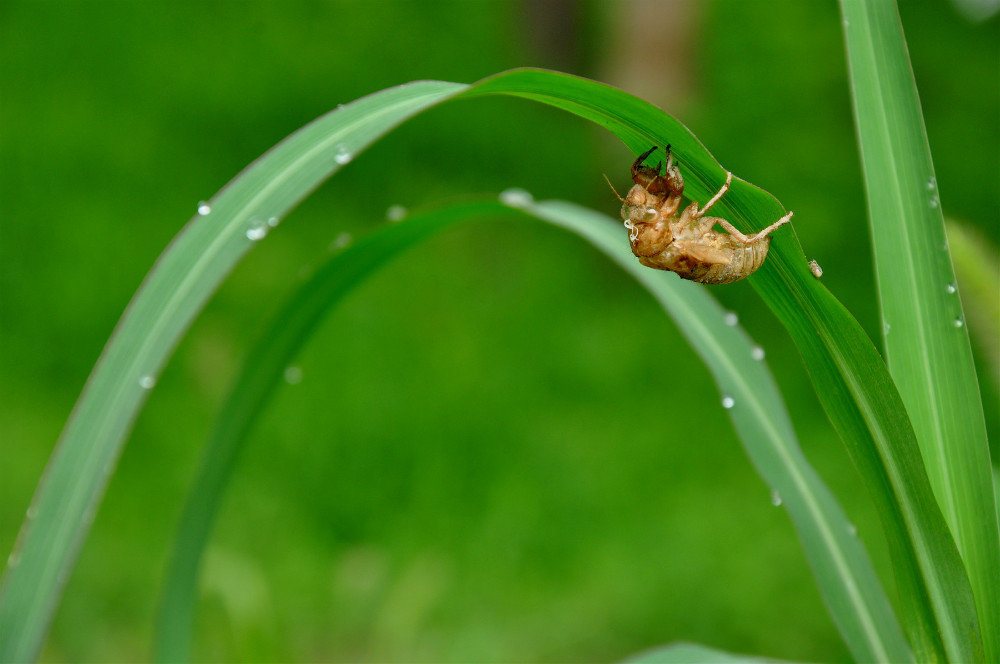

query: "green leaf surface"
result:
(156, 197), (912, 663)
(621, 641), (796, 664)
(0, 68), (982, 661)
(0, 79), (470, 664)
(840, 2), (999, 660)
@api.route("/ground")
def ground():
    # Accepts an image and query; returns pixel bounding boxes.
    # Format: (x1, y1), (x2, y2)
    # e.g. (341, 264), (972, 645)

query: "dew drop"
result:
(386, 205), (407, 222)
(770, 489), (783, 506)
(139, 375), (156, 390)
(883, 322), (891, 335)
(331, 232), (353, 250)
(499, 188), (534, 208)
(953, 317), (964, 328)
(751, 346), (766, 361)
(926, 176), (936, 190)
(721, 395), (735, 409)
(945, 283), (957, 294)
(929, 195), (940, 208)
(197, 201), (212, 216)
(334, 145), (353, 165)
(724, 312), (739, 326)
(284, 366), (303, 385)
(847, 523), (858, 537)
(245, 218), (269, 241)
(266, 216), (281, 228)
(26, 504), (39, 520)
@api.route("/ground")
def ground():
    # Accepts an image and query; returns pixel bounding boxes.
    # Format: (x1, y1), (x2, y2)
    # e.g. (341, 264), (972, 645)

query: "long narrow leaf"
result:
(0, 80), (470, 663)
(158, 197), (911, 663)
(840, 3), (1000, 659)
(154, 205), (477, 662)
(622, 641), (795, 664)
(1, 68), (981, 661)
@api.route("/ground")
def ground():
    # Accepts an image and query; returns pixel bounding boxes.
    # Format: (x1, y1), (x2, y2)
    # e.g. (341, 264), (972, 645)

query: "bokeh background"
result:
(1, 1), (997, 661)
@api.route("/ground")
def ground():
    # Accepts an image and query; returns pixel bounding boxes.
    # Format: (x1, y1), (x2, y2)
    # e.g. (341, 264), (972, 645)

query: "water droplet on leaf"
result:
(499, 188), (534, 208)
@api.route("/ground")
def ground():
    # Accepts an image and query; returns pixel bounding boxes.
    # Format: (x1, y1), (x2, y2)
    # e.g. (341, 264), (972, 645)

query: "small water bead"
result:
(770, 489), (783, 506)
(953, 317), (964, 328)
(386, 205), (407, 222)
(331, 232), (353, 250)
(929, 194), (940, 208)
(245, 218), (269, 241)
(266, 216), (281, 228)
(847, 523), (858, 537)
(883, 322), (891, 335)
(724, 312), (739, 327)
(197, 201), (212, 216)
(751, 346), (766, 361)
(26, 504), (39, 520)
(499, 188), (534, 209)
(946, 283), (957, 294)
(721, 395), (735, 409)
(926, 177), (936, 190)
(139, 375), (156, 390)
(334, 145), (353, 165)
(284, 366), (303, 385)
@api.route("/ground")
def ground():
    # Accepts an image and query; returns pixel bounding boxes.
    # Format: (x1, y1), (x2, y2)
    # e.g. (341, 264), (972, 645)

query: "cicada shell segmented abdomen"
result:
(695, 237), (772, 284)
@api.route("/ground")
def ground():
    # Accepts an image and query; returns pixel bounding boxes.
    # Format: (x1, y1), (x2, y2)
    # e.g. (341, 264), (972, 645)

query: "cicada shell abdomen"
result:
(693, 235), (772, 284)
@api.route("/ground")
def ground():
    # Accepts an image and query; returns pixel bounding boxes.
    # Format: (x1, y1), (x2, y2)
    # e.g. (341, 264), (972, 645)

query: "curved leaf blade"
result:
(158, 197), (911, 664)
(0, 80), (470, 663)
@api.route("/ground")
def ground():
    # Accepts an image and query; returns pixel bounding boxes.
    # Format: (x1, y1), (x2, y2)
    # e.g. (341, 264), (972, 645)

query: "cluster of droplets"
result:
(926, 177), (940, 208)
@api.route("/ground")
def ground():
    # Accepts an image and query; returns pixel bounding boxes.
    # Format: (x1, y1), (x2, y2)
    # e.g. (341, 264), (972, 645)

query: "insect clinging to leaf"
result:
(610, 145), (793, 284)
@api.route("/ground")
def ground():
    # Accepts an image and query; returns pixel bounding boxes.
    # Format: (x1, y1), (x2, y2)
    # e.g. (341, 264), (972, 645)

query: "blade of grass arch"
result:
(156, 197), (912, 663)
(0, 68), (979, 661)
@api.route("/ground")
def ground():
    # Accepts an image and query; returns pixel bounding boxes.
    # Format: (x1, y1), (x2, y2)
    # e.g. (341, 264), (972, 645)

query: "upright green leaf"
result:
(839, 2), (999, 660)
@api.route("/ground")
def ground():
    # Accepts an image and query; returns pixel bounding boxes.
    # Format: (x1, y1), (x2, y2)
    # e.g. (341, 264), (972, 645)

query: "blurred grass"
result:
(0, 1), (996, 662)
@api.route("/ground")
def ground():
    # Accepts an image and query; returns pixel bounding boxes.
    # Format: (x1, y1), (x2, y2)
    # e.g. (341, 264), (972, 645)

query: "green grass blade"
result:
(2, 68), (983, 661)
(154, 205), (476, 662)
(622, 641), (796, 664)
(840, 2), (999, 660)
(159, 196), (910, 663)
(459, 68), (981, 662)
(0, 80), (469, 663)
(525, 199), (914, 663)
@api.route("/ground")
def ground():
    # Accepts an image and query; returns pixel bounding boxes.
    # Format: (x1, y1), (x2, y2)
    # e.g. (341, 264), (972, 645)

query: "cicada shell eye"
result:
(642, 207), (658, 222)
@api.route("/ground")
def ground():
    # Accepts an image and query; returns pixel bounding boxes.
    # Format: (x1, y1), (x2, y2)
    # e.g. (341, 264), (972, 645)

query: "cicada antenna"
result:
(603, 173), (625, 203)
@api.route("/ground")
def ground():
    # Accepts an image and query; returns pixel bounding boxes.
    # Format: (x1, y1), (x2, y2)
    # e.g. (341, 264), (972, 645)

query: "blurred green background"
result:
(1, 1), (996, 661)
